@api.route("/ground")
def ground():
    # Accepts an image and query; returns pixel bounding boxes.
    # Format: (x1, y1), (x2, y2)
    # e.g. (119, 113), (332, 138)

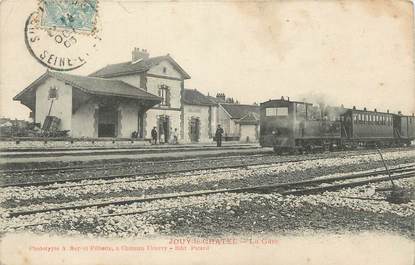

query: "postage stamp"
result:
(40, 0), (98, 32)
(24, 0), (100, 71)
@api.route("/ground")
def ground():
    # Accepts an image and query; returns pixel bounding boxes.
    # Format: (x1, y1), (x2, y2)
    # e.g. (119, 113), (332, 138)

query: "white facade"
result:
(110, 59), (185, 141)
(71, 100), (96, 138)
(17, 52), (223, 142)
(183, 104), (211, 143)
(35, 78), (72, 132)
(240, 124), (259, 142)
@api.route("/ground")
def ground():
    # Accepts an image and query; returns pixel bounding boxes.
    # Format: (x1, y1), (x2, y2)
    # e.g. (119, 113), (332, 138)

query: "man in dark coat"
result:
(215, 125), (224, 147)
(151, 127), (158, 144)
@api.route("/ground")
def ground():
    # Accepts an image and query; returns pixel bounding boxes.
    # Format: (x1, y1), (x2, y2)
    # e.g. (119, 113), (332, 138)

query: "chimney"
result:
(216, 93), (226, 102)
(387, 109), (389, 113)
(132, 47), (149, 62)
(374, 108), (377, 112)
(398, 111), (402, 115)
(353, 106), (356, 110)
(363, 107), (367, 111)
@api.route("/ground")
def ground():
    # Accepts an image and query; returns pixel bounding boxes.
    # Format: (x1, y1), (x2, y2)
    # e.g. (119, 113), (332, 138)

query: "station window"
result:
(158, 84), (170, 106)
(276, 107), (289, 116)
(266, 108), (277, 116)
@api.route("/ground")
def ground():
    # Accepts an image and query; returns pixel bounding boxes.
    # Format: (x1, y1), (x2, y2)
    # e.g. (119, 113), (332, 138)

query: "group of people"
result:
(148, 125), (224, 147)
(151, 127), (179, 145)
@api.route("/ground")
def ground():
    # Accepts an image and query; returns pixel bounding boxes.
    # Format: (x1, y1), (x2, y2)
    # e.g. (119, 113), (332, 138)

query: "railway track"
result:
(6, 166), (415, 218)
(2, 153), (401, 188)
(0, 152), (270, 175)
(12, 163), (415, 194)
(0, 156), (312, 188)
(1, 146), (412, 175)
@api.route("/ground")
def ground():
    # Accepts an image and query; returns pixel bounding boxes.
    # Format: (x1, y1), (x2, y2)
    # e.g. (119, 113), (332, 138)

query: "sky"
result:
(0, 0), (414, 120)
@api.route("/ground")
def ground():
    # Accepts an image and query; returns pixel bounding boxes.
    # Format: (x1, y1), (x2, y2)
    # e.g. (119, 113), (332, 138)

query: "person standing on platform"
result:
(215, 124), (224, 147)
(151, 127), (158, 145)
(172, 128), (179, 144)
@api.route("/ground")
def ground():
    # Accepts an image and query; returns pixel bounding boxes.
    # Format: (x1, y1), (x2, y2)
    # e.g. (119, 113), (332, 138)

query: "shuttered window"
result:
(158, 85), (170, 106)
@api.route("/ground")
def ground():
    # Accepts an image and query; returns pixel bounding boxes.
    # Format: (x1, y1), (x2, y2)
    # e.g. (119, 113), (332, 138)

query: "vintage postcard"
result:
(0, 0), (414, 264)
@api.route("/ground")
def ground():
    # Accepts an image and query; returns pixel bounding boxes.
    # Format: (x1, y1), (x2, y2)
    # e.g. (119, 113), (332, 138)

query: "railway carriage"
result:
(341, 107), (395, 147)
(394, 114), (415, 145)
(260, 97), (415, 153)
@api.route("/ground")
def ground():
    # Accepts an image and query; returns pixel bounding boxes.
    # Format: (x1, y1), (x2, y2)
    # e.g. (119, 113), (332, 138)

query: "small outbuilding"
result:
(238, 112), (260, 142)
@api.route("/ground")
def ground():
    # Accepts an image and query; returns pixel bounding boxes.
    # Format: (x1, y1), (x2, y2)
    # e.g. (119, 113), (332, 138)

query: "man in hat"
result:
(151, 126), (158, 144)
(215, 124), (224, 147)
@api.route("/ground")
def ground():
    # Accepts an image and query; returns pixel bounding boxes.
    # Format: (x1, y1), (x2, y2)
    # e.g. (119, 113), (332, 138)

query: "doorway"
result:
(98, 106), (118, 137)
(158, 115), (170, 143)
(189, 117), (200, 142)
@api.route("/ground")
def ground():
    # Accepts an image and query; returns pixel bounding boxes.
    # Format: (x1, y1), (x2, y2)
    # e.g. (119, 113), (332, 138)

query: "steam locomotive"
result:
(259, 97), (415, 153)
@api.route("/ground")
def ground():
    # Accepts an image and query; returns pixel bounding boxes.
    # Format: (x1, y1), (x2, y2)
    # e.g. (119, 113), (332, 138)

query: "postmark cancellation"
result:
(24, 0), (100, 71)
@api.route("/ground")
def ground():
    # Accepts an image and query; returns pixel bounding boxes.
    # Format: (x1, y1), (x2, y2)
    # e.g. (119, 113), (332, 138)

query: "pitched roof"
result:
(89, 55), (191, 79)
(206, 95), (225, 104)
(183, 89), (215, 106)
(238, 112), (260, 125)
(14, 71), (161, 108)
(221, 103), (260, 119)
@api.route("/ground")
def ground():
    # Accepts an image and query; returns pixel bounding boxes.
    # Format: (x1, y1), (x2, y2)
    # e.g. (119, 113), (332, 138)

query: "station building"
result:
(14, 48), (260, 143)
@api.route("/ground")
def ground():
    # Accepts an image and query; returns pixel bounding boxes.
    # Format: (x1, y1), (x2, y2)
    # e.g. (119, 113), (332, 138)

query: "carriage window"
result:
(276, 107), (289, 116)
(266, 108), (277, 116)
